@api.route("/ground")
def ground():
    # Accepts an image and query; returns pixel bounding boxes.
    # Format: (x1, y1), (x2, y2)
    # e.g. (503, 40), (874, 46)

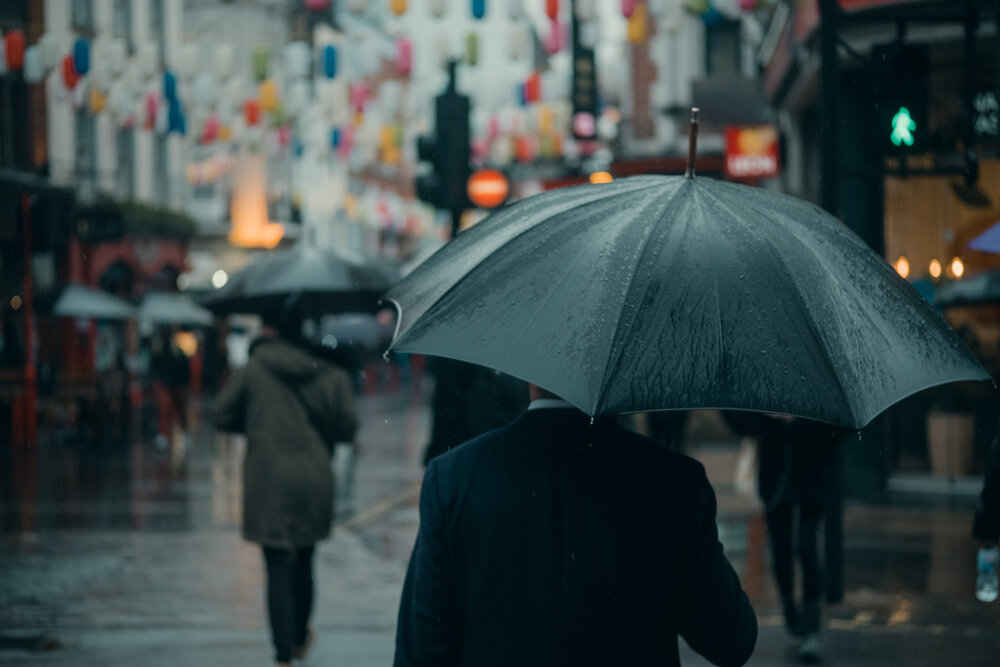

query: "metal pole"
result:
(819, 0), (840, 215)
(21, 192), (37, 449)
(962, 4), (978, 186)
(685, 108), (700, 179)
(819, 0), (844, 604)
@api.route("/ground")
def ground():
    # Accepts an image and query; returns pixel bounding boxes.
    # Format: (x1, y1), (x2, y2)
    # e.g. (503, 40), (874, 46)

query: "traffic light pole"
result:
(819, 0), (845, 605)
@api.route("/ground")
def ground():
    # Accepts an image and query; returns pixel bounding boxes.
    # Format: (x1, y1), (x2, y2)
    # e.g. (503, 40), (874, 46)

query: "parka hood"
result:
(250, 337), (332, 382)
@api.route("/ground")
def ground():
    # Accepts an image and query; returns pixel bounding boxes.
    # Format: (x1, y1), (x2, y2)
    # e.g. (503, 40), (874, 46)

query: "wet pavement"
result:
(2, 382), (999, 665)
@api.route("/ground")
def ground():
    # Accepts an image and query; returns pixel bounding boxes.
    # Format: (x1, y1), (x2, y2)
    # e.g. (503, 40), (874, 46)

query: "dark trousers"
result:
(765, 499), (824, 634)
(262, 546), (315, 662)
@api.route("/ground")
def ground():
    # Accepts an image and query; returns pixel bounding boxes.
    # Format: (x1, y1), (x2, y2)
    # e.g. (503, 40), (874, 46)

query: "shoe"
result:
(292, 625), (314, 661)
(798, 633), (822, 664)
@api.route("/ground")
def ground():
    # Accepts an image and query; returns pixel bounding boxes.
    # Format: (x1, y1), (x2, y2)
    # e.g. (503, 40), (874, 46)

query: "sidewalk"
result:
(2, 401), (999, 665)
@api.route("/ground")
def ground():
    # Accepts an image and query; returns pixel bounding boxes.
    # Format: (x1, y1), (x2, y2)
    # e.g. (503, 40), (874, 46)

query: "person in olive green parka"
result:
(215, 323), (357, 667)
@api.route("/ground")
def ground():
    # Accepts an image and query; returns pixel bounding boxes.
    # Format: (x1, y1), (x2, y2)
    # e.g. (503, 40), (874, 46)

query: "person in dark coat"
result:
(724, 411), (843, 663)
(974, 416), (1000, 546)
(214, 323), (357, 667)
(422, 358), (528, 465)
(395, 385), (757, 667)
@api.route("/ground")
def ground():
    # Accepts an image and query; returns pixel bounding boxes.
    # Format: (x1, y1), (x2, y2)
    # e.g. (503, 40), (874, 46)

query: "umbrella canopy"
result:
(202, 244), (399, 316)
(385, 175), (988, 429)
(968, 218), (1000, 254)
(53, 284), (136, 320)
(139, 292), (214, 327)
(934, 270), (1000, 308)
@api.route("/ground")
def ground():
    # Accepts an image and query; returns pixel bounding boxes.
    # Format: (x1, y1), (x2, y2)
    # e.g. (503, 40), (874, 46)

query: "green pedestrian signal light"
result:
(891, 107), (916, 147)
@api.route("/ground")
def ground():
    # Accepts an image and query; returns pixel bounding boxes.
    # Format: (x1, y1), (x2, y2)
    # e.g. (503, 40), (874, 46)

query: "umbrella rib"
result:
(702, 185), (861, 425)
(392, 184), (661, 346)
(593, 186), (686, 415)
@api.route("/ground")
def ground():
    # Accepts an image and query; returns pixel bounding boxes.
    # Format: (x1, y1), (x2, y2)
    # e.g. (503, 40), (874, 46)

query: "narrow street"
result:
(2, 380), (999, 665)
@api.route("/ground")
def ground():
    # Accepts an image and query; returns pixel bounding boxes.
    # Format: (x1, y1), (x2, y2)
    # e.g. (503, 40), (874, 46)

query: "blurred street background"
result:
(2, 0), (1000, 664)
(2, 380), (1000, 665)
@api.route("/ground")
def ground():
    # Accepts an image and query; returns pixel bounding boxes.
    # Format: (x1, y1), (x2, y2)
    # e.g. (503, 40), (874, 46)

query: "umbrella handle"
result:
(685, 107), (699, 179)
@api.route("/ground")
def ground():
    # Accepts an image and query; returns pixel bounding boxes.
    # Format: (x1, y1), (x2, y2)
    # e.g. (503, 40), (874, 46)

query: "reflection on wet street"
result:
(2, 388), (999, 665)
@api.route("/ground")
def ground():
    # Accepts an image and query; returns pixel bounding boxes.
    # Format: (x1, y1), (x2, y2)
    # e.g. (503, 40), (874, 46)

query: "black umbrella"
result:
(203, 244), (399, 317)
(384, 174), (988, 429)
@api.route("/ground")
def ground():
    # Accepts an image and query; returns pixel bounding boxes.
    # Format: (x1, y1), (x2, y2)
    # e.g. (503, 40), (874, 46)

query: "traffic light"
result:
(872, 43), (929, 154)
(415, 61), (472, 230)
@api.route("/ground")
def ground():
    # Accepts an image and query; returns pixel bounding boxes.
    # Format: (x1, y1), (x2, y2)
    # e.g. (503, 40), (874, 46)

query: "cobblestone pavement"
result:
(2, 385), (999, 665)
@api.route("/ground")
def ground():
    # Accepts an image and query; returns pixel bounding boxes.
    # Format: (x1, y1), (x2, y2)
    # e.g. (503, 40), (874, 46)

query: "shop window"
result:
(113, 0), (132, 51)
(75, 108), (97, 202)
(116, 126), (134, 200)
(150, 0), (166, 64)
(705, 18), (741, 77)
(154, 132), (169, 206)
(0, 77), (29, 170)
(72, 0), (94, 32)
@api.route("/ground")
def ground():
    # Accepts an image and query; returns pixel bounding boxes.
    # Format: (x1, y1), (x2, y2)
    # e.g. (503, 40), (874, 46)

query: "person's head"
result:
(261, 309), (302, 342)
(528, 383), (561, 402)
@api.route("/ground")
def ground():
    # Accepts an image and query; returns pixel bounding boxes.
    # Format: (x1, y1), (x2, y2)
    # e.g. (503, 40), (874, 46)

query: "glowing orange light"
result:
(229, 156), (284, 249)
(894, 256), (910, 279)
(950, 257), (964, 278)
(467, 169), (510, 209)
(589, 171), (613, 184)
(929, 259), (942, 278)
(173, 331), (198, 357)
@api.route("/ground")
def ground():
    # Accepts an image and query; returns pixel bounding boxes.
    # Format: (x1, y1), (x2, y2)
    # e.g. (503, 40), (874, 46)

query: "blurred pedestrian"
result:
(725, 412), (844, 663)
(422, 358), (528, 465)
(214, 314), (357, 667)
(150, 326), (190, 451)
(974, 416), (1000, 546)
(396, 384), (757, 667)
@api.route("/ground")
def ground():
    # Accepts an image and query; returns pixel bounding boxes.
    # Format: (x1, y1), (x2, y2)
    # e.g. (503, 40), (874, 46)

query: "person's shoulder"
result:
(614, 426), (707, 478)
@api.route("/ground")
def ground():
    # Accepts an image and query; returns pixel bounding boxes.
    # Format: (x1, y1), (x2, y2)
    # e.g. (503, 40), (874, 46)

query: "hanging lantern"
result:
(258, 79), (278, 112)
(218, 124), (233, 141)
(168, 100), (186, 135)
(546, 0), (559, 20)
(252, 47), (269, 82)
(395, 37), (412, 75)
(685, 0), (709, 14)
(338, 125), (354, 158)
(23, 46), (43, 84)
(322, 44), (337, 79)
(5, 29), (25, 70)
(471, 0), (486, 19)
(144, 94), (158, 130)
(738, 0), (756, 8)
(465, 33), (478, 66)
(244, 99), (260, 126)
(544, 20), (561, 54)
(538, 105), (553, 134)
(429, 0), (446, 17)
(575, 0), (595, 19)
(202, 114), (220, 143)
(525, 72), (541, 103)
(349, 82), (368, 112)
(515, 135), (534, 163)
(626, 3), (648, 43)
(622, 0), (636, 18)
(62, 54), (79, 89)
(390, 0), (407, 15)
(88, 87), (106, 114)
(163, 70), (178, 102)
(304, 0), (330, 8)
